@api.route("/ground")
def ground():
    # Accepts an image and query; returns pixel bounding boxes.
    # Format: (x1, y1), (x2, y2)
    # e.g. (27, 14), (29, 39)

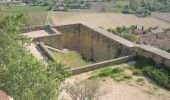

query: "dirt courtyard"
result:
(58, 64), (170, 100)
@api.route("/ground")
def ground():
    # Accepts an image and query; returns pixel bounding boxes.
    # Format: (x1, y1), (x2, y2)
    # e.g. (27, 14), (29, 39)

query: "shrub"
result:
(0, 14), (69, 100)
(132, 69), (143, 76)
(136, 78), (144, 83)
(121, 33), (139, 42)
(135, 57), (170, 90)
(123, 75), (132, 80)
(112, 67), (124, 74)
(128, 66), (143, 76)
(98, 68), (113, 77)
(143, 66), (170, 89)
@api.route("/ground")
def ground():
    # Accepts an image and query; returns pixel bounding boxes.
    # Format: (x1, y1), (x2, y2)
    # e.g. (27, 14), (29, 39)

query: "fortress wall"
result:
(79, 24), (134, 62)
(134, 46), (170, 70)
(34, 34), (63, 50)
(55, 24), (80, 51)
(20, 25), (49, 33)
(79, 25), (93, 61)
(71, 55), (135, 75)
(79, 25), (111, 62)
(21, 24), (170, 70)
(56, 24), (134, 62)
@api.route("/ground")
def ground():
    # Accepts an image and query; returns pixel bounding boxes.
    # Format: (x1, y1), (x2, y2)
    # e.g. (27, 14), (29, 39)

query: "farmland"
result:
(47, 12), (170, 30)
(152, 13), (170, 23)
(0, 4), (48, 26)
(0, 4), (48, 12)
(0, 12), (47, 26)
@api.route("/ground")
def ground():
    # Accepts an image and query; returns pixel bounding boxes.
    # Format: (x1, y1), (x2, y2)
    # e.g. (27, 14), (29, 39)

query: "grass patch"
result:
(98, 68), (113, 77)
(89, 67), (132, 82)
(112, 67), (125, 74)
(129, 66), (143, 76)
(111, 74), (132, 82)
(136, 78), (144, 83)
(49, 49), (91, 68)
(101, 7), (123, 13)
(123, 75), (132, 80)
(115, 1), (129, 6)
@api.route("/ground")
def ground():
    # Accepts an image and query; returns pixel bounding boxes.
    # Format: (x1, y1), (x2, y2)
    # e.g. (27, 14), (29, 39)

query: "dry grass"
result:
(48, 49), (90, 68)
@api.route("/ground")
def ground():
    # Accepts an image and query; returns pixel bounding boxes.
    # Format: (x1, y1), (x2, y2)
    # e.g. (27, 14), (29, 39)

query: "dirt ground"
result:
(23, 30), (50, 38)
(23, 30), (50, 60)
(26, 43), (45, 60)
(58, 64), (170, 100)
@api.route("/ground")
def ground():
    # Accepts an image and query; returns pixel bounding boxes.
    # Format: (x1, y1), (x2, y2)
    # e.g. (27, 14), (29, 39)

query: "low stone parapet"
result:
(38, 42), (55, 61)
(71, 55), (135, 75)
(34, 33), (63, 50)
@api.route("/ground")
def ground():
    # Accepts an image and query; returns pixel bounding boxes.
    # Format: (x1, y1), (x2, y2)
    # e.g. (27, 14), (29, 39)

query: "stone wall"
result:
(56, 23), (134, 62)
(38, 42), (55, 61)
(21, 23), (170, 70)
(79, 24), (133, 62)
(20, 25), (50, 33)
(55, 24), (80, 51)
(71, 55), (135, 75)
(34, 34), (63, 50)
(133, 45), (170, 70)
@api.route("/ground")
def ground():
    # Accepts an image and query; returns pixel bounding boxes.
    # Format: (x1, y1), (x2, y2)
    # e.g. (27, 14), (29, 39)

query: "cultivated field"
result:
(47, 12), (170, 30)
(152, 13), (170, 23)
(0, 12), (47, 26)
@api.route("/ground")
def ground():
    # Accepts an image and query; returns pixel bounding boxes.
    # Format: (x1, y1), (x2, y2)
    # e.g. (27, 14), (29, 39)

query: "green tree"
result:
(129, 0), (140, 11)
(122, 33), (139, 42)
(0, 14), (69, 100)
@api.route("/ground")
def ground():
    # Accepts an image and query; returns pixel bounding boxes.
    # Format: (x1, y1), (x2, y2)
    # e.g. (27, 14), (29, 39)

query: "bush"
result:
(98, 68), (113, 77)
(132, 69), (143, 76)
(144, 66), (170, 89)
(135, 57), (170, 90)
(136, 78), (144, 83)
(112, 67), (124, 74)
(121, 33), (139, 42)
(0, 14), (69, 100)
(90, 67), (125, 79)
(123, 75), (132, 80)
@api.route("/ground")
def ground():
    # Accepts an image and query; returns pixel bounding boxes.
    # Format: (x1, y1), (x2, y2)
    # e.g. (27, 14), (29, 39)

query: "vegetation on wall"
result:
(0, 14), (69, 100)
